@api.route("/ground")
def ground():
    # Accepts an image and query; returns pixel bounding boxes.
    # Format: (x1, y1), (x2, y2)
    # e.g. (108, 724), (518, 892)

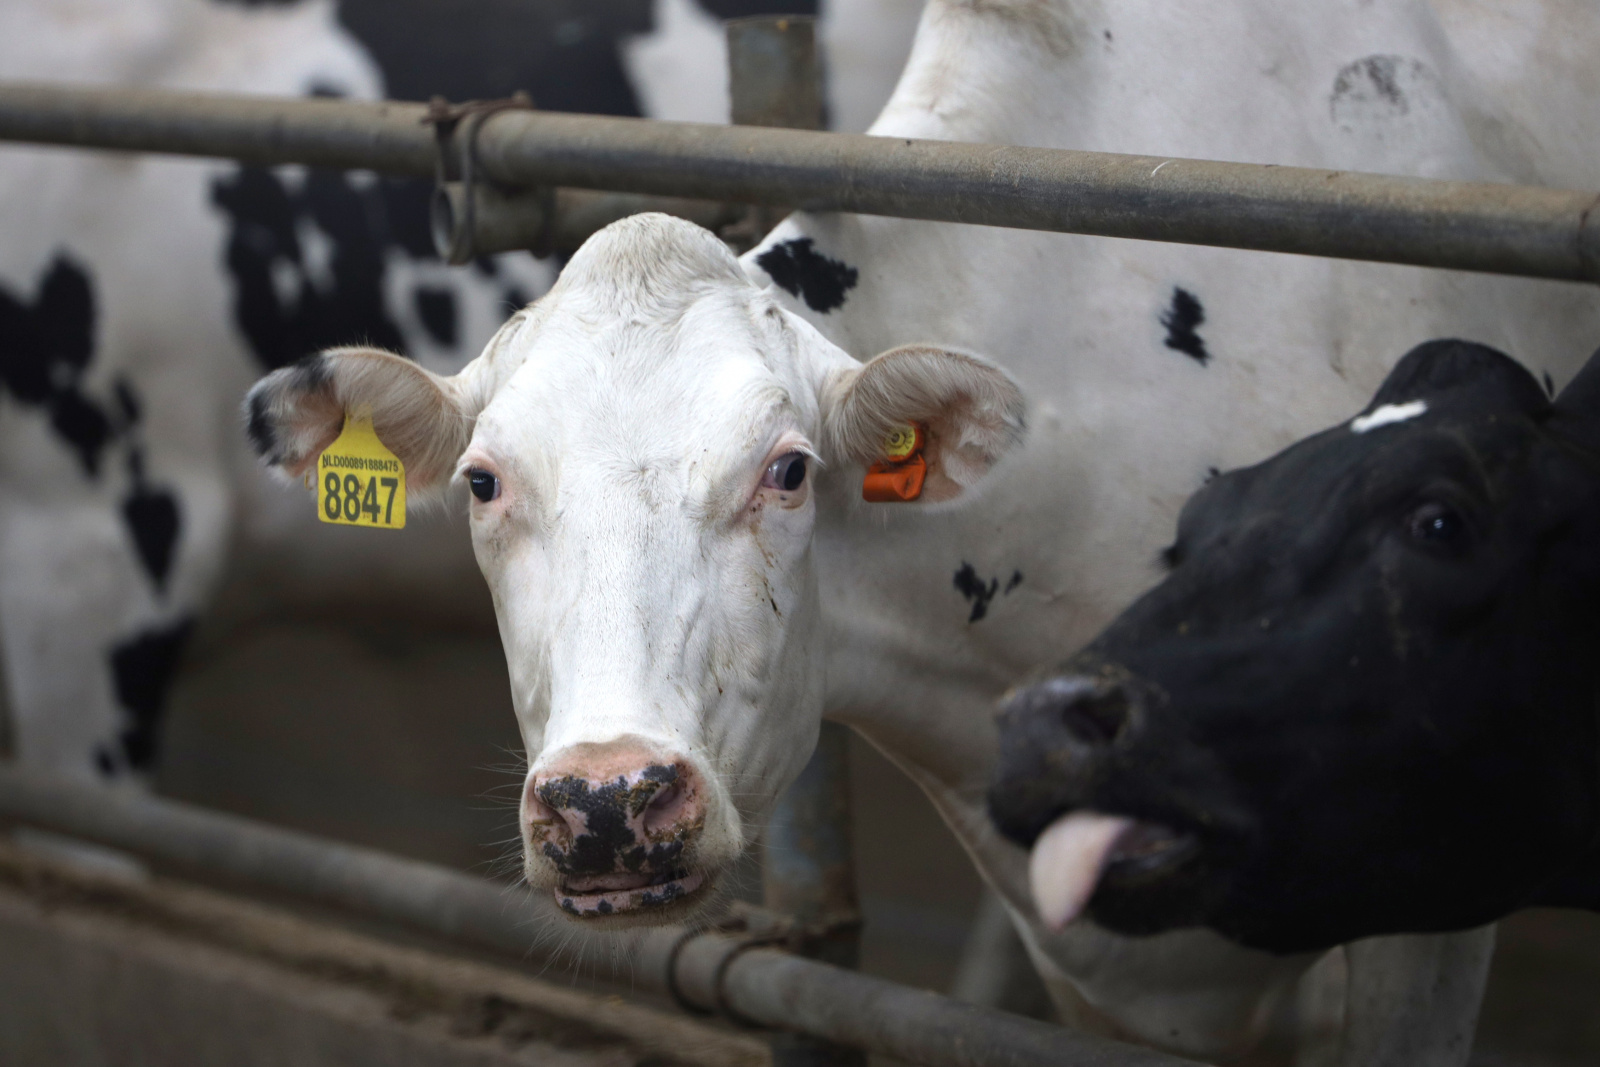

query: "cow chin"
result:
(552, 866), (721, 927)
(521, 838), (733, 927)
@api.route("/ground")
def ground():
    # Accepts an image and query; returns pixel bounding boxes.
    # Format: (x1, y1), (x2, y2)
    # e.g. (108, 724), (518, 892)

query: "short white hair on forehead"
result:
(553, 212), (751, 316)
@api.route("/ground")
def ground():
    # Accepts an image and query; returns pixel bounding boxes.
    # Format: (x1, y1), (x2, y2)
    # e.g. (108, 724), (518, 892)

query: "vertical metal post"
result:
(761, 720), (865, 1067)
(727, 17), (864, 1067)
(724, 14), (824, 246)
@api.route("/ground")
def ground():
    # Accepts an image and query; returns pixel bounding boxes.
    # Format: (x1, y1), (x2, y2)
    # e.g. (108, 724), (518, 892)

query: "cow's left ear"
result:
(823, 344), (1025, 503)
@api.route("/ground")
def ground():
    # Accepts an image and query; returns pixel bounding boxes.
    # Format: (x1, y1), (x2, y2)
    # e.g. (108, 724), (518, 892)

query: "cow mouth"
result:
(1029, 812), (1199, 932)
(556, 868), (708, 918)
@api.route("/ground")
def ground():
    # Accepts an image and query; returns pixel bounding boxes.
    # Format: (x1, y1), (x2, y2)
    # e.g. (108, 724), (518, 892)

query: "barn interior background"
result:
(0, 1), (1598, 1065)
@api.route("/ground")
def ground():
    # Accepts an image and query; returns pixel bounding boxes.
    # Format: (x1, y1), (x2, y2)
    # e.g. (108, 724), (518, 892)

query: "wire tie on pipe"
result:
(425, 92), (547, 263)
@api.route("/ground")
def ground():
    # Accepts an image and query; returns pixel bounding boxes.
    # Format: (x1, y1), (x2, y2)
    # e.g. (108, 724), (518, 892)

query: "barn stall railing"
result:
(0, 82), (1596, 280)
(0, 765), (1196, 1067)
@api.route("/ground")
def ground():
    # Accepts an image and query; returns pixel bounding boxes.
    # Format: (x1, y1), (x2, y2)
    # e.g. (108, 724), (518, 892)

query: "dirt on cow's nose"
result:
(526, 756), (705, 878)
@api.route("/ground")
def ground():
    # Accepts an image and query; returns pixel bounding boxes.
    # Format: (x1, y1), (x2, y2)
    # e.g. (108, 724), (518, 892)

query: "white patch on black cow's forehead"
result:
(1351, 400), (1428, 434)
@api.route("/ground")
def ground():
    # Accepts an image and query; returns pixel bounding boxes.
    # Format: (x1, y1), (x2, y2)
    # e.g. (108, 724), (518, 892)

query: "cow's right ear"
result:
(244, 346), (476, 496)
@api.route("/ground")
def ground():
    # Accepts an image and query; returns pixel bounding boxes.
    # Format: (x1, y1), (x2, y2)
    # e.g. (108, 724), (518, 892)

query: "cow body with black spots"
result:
(254, 2), (1600, 1066)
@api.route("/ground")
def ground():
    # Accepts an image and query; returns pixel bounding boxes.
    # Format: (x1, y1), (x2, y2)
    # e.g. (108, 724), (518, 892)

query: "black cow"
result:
(989, 339), (1600, 954)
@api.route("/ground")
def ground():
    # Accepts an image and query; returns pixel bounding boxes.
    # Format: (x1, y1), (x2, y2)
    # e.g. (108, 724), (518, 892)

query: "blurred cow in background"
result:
(0, 0), (921, 781)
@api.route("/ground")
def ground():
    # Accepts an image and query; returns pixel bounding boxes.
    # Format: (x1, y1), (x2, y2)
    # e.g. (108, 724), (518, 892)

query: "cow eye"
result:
(1406, 501), (1468, 551)
(761, 452), (808, 493)
(467, 468), (500, 503)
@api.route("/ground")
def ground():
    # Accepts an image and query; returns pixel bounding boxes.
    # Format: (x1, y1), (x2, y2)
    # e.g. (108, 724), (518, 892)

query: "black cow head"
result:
(988, 339), (1600, 954)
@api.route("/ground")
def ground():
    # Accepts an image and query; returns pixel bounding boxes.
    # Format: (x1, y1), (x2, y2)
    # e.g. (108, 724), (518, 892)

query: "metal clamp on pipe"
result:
(426, 90), (754, 262)
(431, 179), (553, 262)
(427, 93), (554, 263)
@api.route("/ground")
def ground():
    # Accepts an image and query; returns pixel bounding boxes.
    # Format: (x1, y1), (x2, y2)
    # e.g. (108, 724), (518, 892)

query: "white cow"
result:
(0, 0), (920, 779)
(251, 1), (1600, 1064)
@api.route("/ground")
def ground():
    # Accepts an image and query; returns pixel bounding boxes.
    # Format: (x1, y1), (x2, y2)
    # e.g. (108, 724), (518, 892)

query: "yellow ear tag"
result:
(862, 422), (928, 502)
(317, 413), (406, 529)
(882, 423), (921, 461)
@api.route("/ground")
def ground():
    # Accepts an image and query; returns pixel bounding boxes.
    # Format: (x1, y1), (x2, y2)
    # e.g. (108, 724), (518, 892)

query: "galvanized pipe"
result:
(0, 767), (1197, 1067)
(0, 81), (1595, 281)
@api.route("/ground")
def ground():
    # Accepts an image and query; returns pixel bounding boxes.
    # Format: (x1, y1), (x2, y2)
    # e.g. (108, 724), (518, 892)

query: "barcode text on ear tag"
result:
(318, 413), (406, 529)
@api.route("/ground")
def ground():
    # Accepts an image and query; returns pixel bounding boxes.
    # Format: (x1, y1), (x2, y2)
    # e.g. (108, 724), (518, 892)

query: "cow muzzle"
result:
(989, 671), (1201, 931)
(524, 743), (711, 919)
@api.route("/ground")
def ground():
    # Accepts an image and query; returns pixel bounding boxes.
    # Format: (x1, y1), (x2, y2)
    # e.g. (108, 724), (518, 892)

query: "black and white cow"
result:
(0, 0), (924, 780)
(989, 337), (1600, 957)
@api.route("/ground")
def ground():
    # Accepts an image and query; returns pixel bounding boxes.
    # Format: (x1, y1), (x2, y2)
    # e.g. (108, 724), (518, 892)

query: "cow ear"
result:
(1549, 346), (1600, 452)
(1368, 339), (1549, 416)
(823, 344), (1025, 503)
(244, 346), (476, 497)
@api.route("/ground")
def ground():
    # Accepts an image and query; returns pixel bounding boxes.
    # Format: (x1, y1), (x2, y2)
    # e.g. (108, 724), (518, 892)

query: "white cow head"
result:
(246, 214), (1024, 924)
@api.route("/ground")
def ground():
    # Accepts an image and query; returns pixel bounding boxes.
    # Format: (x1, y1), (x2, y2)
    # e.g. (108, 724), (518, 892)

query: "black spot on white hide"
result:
(1161, 287), (1211, 366)
(757, 238), (859, 313)
(109, 617), (196, 771)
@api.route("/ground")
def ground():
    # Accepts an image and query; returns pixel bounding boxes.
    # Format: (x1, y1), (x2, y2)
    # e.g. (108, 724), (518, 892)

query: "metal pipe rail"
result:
(0, 82), (1596, 282)
(0, 767), (1195, 1067)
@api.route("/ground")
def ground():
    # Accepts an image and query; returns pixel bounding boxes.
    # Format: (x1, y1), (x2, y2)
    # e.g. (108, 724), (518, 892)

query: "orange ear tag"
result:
(862, 422), (928, 502)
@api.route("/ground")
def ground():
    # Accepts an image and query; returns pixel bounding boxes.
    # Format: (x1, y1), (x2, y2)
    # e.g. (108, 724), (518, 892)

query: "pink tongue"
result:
(1029, 812), (1136, 932)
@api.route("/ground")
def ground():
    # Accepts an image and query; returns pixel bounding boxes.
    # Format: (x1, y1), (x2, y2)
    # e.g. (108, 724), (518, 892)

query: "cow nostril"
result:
(1058, 685), (1131, 747)
(525, 785), (575, 844)
(642, 780), (689, 835)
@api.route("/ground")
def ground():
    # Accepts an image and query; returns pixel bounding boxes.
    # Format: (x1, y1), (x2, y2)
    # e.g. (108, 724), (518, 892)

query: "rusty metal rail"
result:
(0, 81), (1595, 281)
(0, 766), (1196, 1067)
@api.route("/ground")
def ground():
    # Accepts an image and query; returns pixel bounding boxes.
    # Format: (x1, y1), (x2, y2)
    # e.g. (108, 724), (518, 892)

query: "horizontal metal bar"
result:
(0, 82), (1594, 281)
(0, 767), (1196, 1067)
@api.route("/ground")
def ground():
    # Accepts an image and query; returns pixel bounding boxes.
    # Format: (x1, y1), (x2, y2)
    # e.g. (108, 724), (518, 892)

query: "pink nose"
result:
(525, 743), (704, 880)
